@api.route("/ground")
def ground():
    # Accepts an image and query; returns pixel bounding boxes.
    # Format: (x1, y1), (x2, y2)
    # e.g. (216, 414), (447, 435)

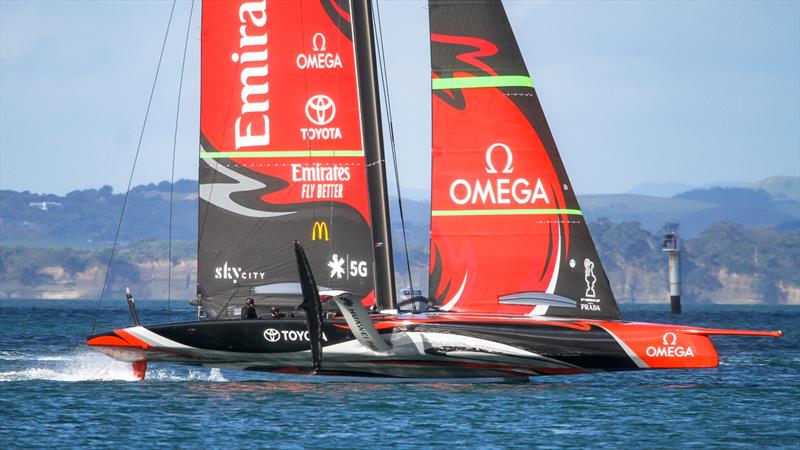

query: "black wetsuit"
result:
(241, 305), (258, 319)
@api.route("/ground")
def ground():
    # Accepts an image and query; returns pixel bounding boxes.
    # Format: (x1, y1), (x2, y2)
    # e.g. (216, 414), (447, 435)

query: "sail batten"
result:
(201, 151), (366, 158)
(432, 75), (533, 90)
(431, 208), (582, 217)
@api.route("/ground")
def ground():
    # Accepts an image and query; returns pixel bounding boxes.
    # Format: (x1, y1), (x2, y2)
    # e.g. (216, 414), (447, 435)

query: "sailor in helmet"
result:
(270, 306), (286, 319)
(241, 297), (258, 319)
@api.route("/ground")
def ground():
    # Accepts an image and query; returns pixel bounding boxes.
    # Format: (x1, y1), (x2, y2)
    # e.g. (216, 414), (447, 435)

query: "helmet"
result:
(245, 298), (255, 305)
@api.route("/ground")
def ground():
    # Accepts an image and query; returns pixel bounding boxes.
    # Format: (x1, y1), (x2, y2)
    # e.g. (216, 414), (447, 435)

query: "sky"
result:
(1, 0), (798, 197)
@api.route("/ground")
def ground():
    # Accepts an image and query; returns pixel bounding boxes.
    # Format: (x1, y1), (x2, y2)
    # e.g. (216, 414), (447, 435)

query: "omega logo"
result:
(312, 32), (326, 51)
(645, 332), (695, 358)
(485, 143), (514, 174)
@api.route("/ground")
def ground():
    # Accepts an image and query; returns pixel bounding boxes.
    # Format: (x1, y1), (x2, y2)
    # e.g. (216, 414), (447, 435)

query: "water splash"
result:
(208, 368), (226, 381)
(145, 366), (228, 382)
(0, 351), (139, 382)
(0, 350), (227, 383)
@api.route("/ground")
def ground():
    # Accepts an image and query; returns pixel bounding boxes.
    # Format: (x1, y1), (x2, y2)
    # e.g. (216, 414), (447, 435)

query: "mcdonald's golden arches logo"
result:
(312, 221), (329, 241)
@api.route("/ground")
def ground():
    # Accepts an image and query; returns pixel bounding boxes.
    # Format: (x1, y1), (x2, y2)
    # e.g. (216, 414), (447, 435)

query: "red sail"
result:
(428, 0), (620, 319)
(199, 0), (375, 317)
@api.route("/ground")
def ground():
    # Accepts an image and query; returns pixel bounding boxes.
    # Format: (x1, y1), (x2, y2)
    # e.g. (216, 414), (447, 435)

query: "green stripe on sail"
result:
(200, 150), (364, 159)
(431, 208), (582, 217)
(432, 75), (533, 90)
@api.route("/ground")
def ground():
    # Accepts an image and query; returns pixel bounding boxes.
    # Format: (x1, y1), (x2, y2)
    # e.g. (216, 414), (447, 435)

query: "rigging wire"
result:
(373, 0), (415, 295)
(91, 0), (178, 334)
(296, 3), (334, 316)
(168, 0), (196, 321)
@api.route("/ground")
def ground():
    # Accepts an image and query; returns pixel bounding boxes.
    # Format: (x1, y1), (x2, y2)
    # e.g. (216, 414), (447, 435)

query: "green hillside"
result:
(1, 178), (798, 303)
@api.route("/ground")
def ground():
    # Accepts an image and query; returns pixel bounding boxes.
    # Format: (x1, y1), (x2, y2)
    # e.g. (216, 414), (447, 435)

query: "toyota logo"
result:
(305, 94), (336, 126)
(263, 328), (280, 342)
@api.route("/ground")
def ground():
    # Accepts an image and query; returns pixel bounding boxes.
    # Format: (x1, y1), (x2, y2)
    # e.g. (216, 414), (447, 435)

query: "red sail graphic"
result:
(428, 0), (619, 319)
(198, 0), (375, 317)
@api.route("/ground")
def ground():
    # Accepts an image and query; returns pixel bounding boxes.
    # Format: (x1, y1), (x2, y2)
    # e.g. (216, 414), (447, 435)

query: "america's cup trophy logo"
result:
(584, 258), (597, 298)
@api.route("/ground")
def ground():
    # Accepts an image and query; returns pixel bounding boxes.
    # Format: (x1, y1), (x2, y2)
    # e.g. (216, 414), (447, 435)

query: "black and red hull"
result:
(88, 313), (781, 380)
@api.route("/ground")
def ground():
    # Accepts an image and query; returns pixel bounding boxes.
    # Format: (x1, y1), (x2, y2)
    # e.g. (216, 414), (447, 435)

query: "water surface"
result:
(1, 300), (798, 448)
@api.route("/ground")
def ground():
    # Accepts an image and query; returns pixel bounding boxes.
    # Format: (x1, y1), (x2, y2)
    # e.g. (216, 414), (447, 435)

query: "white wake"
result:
(0, 350), (227, 382)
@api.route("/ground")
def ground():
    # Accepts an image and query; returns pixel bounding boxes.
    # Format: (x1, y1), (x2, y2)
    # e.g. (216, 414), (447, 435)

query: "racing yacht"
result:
(88, 0), (781, 381)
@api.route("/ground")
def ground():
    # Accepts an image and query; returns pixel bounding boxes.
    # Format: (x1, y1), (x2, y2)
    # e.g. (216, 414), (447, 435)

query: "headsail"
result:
(427, 0), (620, 320)
(199, 0), (375, 318)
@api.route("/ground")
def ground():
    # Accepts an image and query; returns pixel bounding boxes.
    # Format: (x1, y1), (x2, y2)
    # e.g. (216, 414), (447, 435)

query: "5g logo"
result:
(327, 254), (368, 279)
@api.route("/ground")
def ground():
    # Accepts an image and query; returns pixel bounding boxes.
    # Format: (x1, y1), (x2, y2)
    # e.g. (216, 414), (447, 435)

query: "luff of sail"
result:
(198, 0), (376, 318)
(427, 0), (620, 320)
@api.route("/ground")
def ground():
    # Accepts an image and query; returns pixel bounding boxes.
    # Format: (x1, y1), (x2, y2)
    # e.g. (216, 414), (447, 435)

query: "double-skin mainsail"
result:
(198, 0), (392, 318)
(428, 0), (620, 320)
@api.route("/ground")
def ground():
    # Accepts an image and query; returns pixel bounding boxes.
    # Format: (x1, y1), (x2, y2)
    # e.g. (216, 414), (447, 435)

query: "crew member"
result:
(241, 298), (258, 319)
(271, 306), (286, 319)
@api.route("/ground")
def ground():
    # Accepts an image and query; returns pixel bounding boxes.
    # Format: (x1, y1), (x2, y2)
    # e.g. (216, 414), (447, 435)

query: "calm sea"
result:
(0, 300), (798, 449)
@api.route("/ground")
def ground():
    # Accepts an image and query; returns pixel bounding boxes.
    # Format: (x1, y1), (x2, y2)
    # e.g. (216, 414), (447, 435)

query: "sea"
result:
(0, 300), (797, 449)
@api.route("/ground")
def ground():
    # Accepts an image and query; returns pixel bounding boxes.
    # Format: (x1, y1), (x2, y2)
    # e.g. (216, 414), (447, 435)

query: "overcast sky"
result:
(1, 0), (798, 196)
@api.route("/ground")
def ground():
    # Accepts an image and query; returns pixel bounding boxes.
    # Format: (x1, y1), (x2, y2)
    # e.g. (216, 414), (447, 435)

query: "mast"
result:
(351, 0), (397, 310)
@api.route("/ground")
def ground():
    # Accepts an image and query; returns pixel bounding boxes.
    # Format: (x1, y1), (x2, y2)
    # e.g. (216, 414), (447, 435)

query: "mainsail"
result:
(427, 0), (620, 319)
(198, 0), (375, 318)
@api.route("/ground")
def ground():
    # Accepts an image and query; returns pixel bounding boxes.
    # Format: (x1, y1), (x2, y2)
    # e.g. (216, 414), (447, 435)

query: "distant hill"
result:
(672, 187), (797, 236)
(3, 220), (797, 305)
(0, 180), (198, 248)
(627, 181), (696, 197)
(581, 177), (800, 238)
(3, 177), (797, 246)
(2, 177), (798, 304)
(753, 176), (800, 202)
(580, 194), (713, 236)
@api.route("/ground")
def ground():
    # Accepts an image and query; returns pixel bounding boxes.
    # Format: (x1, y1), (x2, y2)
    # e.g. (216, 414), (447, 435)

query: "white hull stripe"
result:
(125, 326), (194, 349)
(112, 328), (579, 372)
(527, 304), (549, 316)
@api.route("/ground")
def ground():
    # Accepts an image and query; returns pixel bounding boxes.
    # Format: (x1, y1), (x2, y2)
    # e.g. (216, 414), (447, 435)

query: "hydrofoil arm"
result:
(321, 290), (393, 352)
